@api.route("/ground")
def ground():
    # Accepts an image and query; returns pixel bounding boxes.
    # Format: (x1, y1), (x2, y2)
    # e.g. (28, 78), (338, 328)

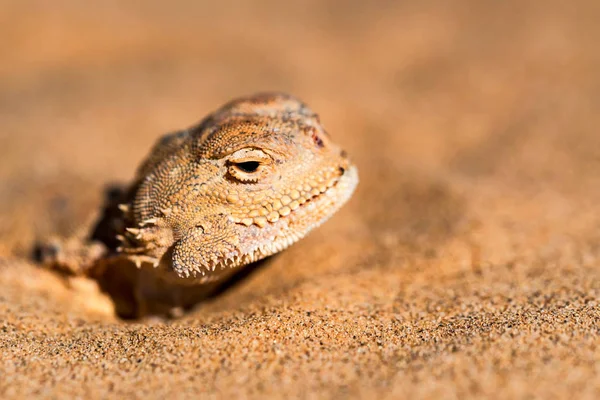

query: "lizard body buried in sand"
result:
(38, 93), (358, 318)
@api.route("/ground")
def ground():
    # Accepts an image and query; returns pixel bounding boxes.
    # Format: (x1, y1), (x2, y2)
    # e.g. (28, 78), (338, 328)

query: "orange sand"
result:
(0, 1), (598, 398)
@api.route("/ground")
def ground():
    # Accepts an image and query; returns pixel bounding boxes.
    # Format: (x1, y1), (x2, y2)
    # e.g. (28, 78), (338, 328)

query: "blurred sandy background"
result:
(0, 0), (599, 398)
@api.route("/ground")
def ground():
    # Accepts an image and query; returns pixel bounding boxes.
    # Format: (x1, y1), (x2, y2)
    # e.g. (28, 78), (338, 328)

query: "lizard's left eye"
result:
(235, 161), (260, 173)
(227, 148), (272, 183)
(228, 160), (266, 182)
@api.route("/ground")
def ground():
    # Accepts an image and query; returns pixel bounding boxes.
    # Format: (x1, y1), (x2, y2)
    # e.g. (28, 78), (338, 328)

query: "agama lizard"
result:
(38, 92), (358, 317)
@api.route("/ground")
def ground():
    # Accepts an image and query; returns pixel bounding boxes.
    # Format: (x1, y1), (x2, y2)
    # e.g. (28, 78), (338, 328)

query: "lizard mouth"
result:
(169, 164), (358, 283)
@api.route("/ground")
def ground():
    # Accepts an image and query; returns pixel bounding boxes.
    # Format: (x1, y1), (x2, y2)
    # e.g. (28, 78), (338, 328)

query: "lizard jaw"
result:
(168, 163), (358, 283)
(125, 165), (358, 283)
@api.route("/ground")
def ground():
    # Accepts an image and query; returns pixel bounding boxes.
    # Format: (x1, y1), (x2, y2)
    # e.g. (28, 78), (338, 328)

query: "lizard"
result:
(37, 92), (359, 317)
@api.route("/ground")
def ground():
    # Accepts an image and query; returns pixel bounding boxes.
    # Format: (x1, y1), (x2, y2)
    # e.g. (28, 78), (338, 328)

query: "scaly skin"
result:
(39, 92), (358, 315)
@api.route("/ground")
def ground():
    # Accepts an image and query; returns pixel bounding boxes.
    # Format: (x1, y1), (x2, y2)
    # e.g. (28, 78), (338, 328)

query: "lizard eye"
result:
(235, 161), (260, 173)
(227, 148), (272, 183)
(228, 160), (266, 182)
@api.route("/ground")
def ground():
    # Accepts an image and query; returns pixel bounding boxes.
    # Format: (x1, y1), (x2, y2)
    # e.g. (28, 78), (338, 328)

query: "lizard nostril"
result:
(339, 166), (345, 175)
(306, 126), (325, 148)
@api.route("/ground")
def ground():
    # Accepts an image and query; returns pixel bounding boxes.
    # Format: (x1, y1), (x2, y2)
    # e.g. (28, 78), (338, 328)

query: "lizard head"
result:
(124, 93), (358, 282)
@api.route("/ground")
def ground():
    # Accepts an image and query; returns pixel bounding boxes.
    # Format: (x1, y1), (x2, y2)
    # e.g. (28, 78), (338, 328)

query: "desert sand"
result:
(0, 0), (599, 398)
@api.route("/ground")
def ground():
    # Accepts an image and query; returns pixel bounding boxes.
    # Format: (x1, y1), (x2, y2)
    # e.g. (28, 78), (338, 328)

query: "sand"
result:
(0, 0), (599, 398)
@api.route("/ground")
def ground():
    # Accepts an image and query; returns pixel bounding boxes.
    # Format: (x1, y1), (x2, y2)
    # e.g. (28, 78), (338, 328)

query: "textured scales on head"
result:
(117, 93), (358, 283)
